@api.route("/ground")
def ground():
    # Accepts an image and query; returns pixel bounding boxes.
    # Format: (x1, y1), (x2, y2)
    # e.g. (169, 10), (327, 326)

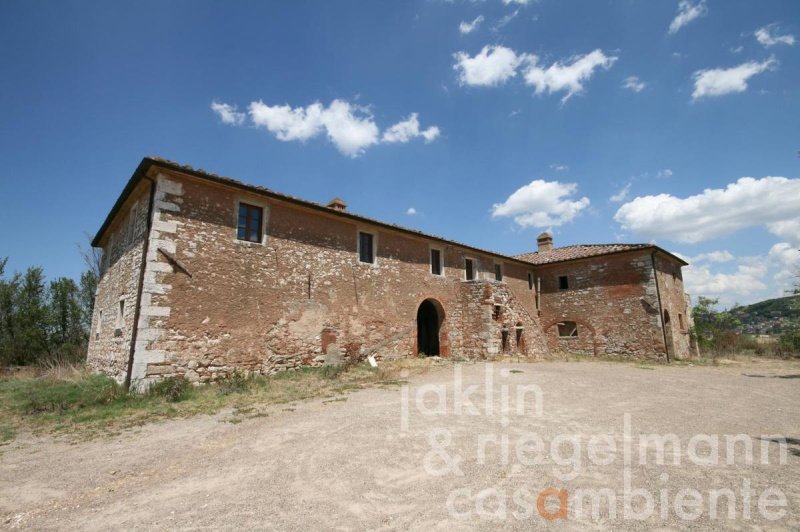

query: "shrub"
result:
(147, 376), (191, 402)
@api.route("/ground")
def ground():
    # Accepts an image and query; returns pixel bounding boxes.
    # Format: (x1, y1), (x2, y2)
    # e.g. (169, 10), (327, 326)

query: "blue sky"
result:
(0, 0), (798, 307)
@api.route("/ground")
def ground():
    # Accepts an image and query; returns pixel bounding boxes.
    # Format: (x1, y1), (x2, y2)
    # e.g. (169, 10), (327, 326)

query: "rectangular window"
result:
(558, 276), (569, 290)
(358, 232), (375, 264)
(558, 321), (578, 337)
(494, 264), (503, 282)
(678, 313), (685, 330)
(237, 203), (263, 243)
(96, 310), (103, 340)
(430, 248), (442, 275)
(528, 272), (534, 290)
(465, 258), (475, 281)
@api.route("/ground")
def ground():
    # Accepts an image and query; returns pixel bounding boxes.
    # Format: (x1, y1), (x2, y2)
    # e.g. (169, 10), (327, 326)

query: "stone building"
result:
(87, 158), (692, 387)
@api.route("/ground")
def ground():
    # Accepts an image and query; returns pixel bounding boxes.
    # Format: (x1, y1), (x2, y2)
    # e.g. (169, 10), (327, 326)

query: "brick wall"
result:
(105, 170), (547, 385)
(535, 251), (668, 360)
(654, 254), (693, 360)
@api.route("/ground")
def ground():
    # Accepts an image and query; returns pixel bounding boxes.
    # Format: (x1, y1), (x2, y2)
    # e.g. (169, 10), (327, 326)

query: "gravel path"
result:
(2, 358), (798, 530)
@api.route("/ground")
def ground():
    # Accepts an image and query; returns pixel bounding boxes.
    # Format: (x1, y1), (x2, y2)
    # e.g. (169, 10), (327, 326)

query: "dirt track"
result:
(2, 359), (799, 530)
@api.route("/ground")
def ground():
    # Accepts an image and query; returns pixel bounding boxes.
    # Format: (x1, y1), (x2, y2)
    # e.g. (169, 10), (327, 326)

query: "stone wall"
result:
(118, 170), (547, 384)
(86, 181), (151, 383)
(536, 251), (667, 360)
(654, 253), (693, 360)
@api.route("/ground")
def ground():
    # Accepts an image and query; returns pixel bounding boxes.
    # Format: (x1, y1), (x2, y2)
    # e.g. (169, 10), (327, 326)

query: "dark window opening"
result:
(528, 273), (534, 290)
(431, 249), (442, 275)
(493, 305), (502, 321)
(115, 300), (124, 337)
(494, 264), (503, 281)
(557, 321), (578, 338)
(558, 276), (569, 290)
(417, 300), (441, 356)
(237, 203), (263, 243)
(465, 259), (475, 281)
(664, 310), (671, 325)
(358, 232), (375, 264)
(678, 313), (685, 330)
(501, 329), (509, 353)
(515, 325), (525, 352)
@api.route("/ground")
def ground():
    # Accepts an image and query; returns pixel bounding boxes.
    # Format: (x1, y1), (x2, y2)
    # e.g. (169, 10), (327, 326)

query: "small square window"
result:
(494, 264), (503, 282)
(358, 232), (375, 264)
(465, 258), (475, 281)
(237, 203), (263, 243)
(430, 248), (442, 275)
(558, 276), (569, 290)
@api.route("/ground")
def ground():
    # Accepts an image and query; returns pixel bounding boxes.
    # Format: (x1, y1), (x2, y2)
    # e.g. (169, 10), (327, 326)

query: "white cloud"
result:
(682, 260), (768, 300)
(730, 45), (744, 54)
(406, 207), (417, 215)
(755, 24), (795, 47)
(222, 99), (438, 158)
(459, 15), (484, 34)
(690, 250), (735, 263)
(550, 163), (568, 172)
(382, 113), (440, 144)
(522, 49), (618, 103)
(492, 9), (519, 31)
(491, 180), (590, 228)
(210, 101), (246, 125)
(668, 0), (708, 35)
(614, 176), (800, 244)
(453, 45), (524, 86)
(502, 0), (530, 4)
(622, 76), (646, 93)
(656, 169), (673, 179)
(691, 57), (777, 100)
(249, 99), (379, 157)
(609, 183), (632, 203)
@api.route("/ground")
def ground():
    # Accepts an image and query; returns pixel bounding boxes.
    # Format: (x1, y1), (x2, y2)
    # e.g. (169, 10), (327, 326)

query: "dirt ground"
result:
(2, 358), (799, 530)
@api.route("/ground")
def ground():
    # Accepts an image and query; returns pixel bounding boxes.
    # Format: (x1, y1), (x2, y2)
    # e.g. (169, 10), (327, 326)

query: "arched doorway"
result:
(417, 299), (442, 356)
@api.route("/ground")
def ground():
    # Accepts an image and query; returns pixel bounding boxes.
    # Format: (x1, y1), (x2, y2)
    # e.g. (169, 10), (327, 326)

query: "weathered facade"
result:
(87, 158), (692, 387)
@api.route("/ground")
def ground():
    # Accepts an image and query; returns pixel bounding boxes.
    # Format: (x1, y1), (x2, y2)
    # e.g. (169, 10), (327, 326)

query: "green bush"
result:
(147, 376), (191, 402)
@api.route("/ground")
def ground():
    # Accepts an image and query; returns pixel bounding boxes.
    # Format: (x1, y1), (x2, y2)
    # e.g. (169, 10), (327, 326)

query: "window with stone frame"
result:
(358, 231), (375, 264)
(237, 203), (263, 243)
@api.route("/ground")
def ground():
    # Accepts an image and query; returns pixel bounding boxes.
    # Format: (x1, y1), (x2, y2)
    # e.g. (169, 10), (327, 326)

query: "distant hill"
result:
(728, 295), (799, 334)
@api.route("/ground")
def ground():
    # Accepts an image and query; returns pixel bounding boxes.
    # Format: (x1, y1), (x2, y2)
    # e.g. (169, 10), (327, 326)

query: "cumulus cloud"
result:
(453, 45), (524, 86)
(622, 76), (646, 92)
(522, 49), (618, 103)
(248, 99), (379, 157)
(609, 183), (632, 203)
(755, 24), (795, 47)
(382, 113), (440, 144)
(459, 15), (484, 34)
(406, 207), (417, 215)
(491, 180), (590, 228)
(453, 46), (617, 102)
(210, 101), (246, 125)
(682, 259), (768, 300)
(613, 176), (800, 244)
(214, 99), (439, 157)
(668, 0), (707, 34)
(691, 57), (777, 100)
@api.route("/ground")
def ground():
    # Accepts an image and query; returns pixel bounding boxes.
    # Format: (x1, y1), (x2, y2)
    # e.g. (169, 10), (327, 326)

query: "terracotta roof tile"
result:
(514, 244), (653, 265)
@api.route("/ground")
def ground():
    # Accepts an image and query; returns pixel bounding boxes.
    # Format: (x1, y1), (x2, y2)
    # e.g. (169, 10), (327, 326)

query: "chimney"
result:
(537, 232), (553, 253)
(327, 197), (347, 211)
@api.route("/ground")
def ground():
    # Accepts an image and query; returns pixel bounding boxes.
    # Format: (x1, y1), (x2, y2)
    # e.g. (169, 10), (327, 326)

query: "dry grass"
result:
(0, 358), (432, 444)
